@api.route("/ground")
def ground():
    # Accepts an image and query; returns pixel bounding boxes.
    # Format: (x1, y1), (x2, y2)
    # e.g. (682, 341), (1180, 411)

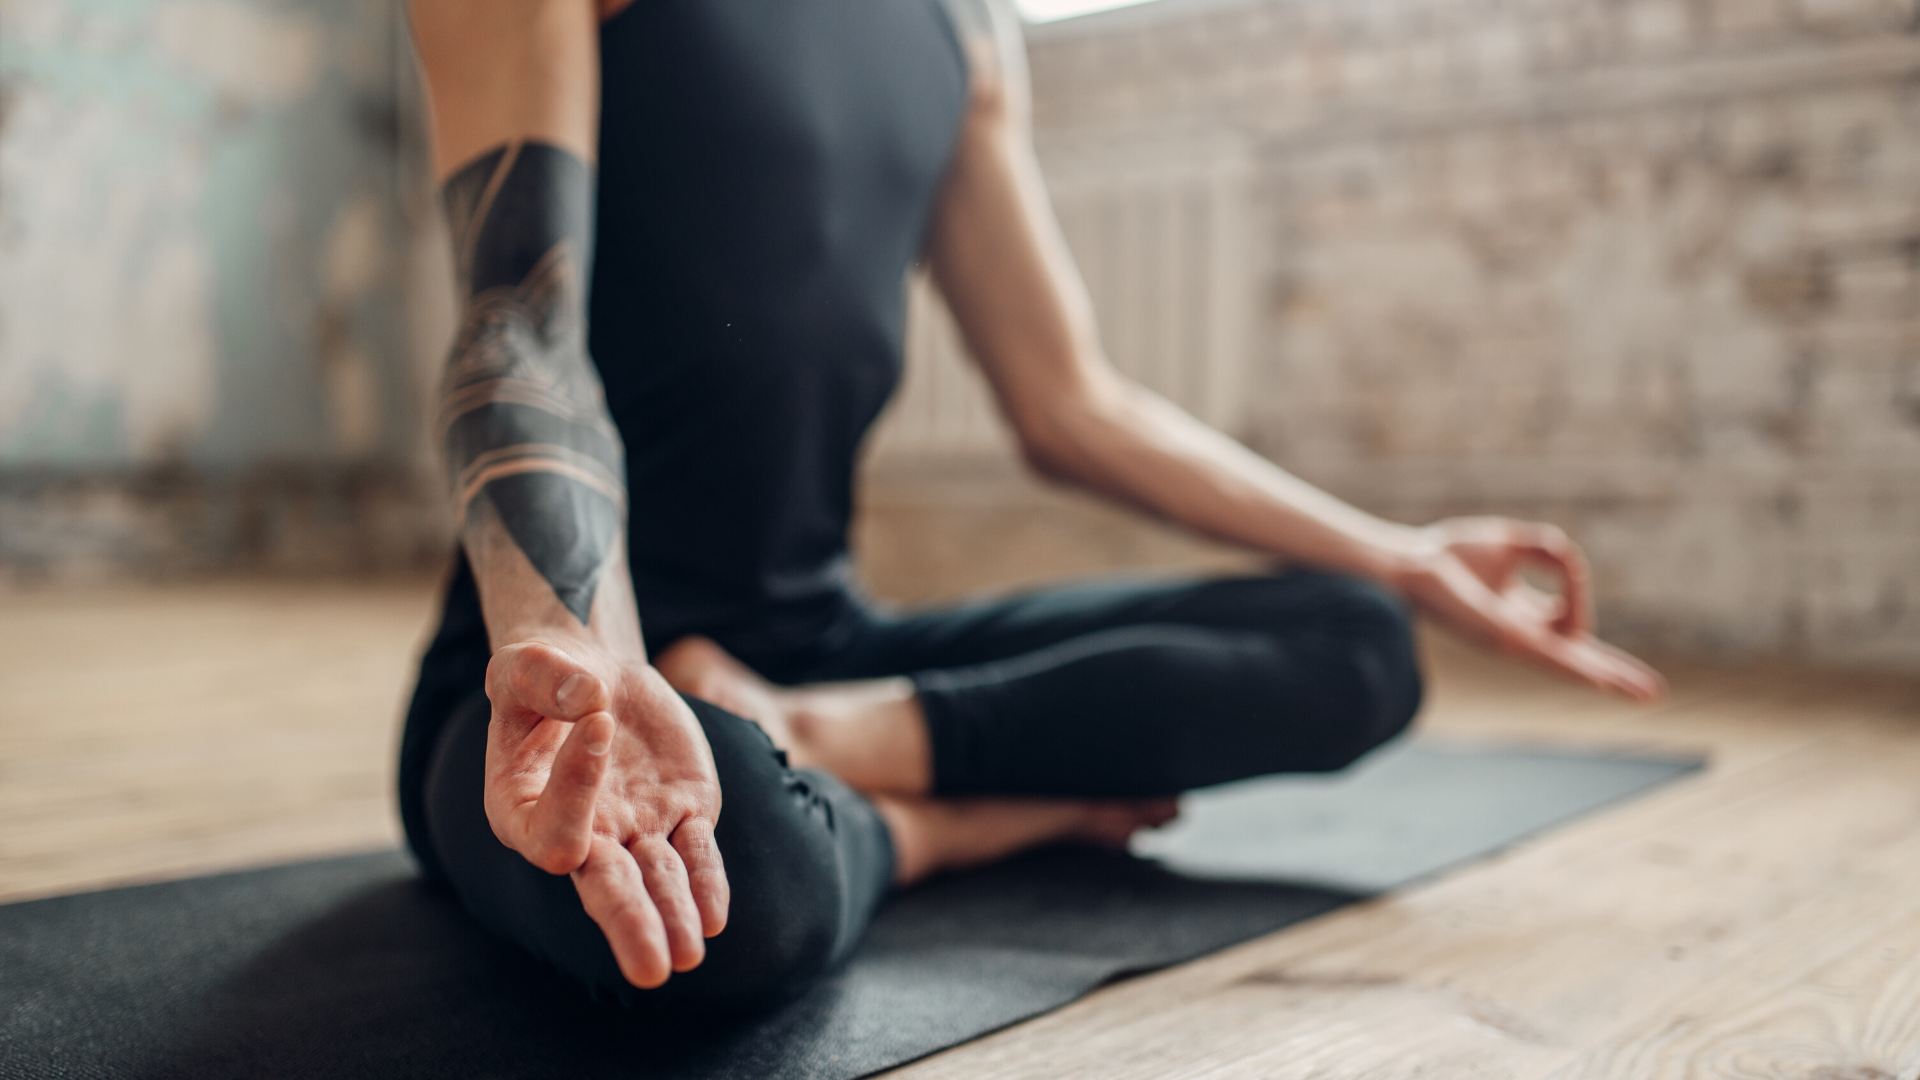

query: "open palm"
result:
(483, 640), (730, 989)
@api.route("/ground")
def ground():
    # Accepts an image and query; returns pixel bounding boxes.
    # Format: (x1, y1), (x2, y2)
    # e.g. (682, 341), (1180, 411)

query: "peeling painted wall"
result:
(0, 0), (450, 574)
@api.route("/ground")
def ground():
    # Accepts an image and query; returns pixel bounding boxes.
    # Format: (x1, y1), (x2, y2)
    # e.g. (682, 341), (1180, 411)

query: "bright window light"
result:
(1016, 0), (1165, 23)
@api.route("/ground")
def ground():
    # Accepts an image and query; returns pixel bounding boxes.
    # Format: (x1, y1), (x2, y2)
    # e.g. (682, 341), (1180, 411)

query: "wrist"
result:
(1359, 522), (1443, 591)
(492, 622), (643, 670)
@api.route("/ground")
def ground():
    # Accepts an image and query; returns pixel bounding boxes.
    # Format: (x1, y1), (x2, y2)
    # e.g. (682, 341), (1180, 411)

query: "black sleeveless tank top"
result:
(587, 0), (970, 663)
(402, 0), (969, 877)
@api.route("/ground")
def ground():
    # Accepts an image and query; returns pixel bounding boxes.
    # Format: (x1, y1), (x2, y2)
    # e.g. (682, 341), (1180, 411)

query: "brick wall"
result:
(880, 0), (1920, 668)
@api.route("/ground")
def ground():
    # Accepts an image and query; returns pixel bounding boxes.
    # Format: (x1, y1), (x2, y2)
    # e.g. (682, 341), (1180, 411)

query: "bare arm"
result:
(413, 0), (726, 989)
(925, 8), (1663, 702)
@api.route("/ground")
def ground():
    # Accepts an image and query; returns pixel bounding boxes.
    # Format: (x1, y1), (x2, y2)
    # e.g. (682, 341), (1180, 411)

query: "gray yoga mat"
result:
(0, 738), (1697, 1080)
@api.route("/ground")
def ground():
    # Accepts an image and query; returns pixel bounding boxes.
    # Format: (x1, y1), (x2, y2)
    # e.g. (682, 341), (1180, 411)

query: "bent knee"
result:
(601, 866), (847, 1016)
(426, 693), (862, 1015)
(1302, 576), (1424, 769)
(568, 827), (846, 1013)
(1310, 573), (1417, 649)
(1357, 632), (1424, 755)
(1321, 649), (1423, 772)
(610, 780), (860, 1014)
(688, 866), (844, 1011)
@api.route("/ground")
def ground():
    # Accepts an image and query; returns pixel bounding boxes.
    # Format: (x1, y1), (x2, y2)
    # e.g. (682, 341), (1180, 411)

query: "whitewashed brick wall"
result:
(872, 0), (1920, 668)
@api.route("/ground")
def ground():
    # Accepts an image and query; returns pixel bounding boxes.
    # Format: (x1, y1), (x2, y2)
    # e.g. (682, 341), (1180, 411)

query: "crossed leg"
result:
(653, 639), (1176, 883)
(655, 568), (1424, 880)
(410, 568), (1419, 1008)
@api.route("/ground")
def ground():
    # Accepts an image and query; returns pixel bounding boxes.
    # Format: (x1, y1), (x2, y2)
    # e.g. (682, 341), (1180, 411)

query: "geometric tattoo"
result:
(438, 141), (624, 625)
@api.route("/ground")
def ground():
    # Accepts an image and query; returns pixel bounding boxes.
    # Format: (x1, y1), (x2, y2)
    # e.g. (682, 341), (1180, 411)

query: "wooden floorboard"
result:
(0, 578), (439, 902)
(1, 579), (1916, 1076)
(886, 649), (1920, 1079)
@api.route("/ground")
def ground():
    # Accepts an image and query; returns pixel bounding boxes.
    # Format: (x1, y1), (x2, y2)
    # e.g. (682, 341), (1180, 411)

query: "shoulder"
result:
(932, 0), (1029, 113)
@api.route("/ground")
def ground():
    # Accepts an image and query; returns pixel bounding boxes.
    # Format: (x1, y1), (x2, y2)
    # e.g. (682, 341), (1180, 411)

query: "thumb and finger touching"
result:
(1489, 530), (1663, 701)
(1505, 527), (1595, 638)
(1443, 521), (1592, 638)
(1423, 535), (1664, 704)
(483, 643), (617, 868)
(488, 641), (612, 724)
(485, 643), (733, 986)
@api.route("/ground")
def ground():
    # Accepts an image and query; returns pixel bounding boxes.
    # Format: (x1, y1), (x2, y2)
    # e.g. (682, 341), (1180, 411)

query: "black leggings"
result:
(407, 569), (1423, 1010)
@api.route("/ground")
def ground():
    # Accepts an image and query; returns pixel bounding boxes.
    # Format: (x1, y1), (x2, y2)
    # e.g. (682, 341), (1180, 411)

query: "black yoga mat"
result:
(0, 738), (1697, 1080)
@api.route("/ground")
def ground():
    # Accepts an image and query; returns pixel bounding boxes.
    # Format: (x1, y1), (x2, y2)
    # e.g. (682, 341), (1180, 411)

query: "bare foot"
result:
(653, 636), (797, 750)
(653, 636), (932, 794)
(653, 639), (1182, 885)
(780, 679), (930, 794)
(873, 795), (1180, 885)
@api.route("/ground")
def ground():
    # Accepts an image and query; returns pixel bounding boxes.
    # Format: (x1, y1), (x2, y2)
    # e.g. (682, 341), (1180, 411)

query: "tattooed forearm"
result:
(438, 141), (624, 626)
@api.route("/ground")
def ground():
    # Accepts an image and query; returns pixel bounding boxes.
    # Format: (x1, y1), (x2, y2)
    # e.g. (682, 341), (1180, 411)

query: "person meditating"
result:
(400, 0), (1665, 1011)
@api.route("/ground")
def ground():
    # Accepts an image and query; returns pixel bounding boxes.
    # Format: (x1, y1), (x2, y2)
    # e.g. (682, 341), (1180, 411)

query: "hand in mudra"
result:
(483, 640), (729, 988)
(1394, 516), (1666, 703)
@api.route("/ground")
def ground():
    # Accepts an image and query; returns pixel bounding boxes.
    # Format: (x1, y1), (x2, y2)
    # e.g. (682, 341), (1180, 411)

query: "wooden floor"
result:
(0, 579), (429, 902)
(3, 579), (1918, 1077)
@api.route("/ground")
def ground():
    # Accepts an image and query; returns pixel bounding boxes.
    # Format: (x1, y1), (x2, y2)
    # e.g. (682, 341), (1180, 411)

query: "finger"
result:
(671, 817), (730, 938)
(516, 711), (615, 873)
(1509, 582), (1560, 625)
(1514, 525), (1594, 638)
(572, 836), (673, 989)
(1532, 631), (1666, 704)
(1578, 635), (1668, 703)
(1420, 546), (1661, 705)
(630, 836), (707, 972)
(482, 709), (571, 849)
(486, 641), (610, 723)
(1417, 560), (1519, 651)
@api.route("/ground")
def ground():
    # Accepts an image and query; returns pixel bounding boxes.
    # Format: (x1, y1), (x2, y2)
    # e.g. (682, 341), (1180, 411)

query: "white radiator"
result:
(868, 135), (1254, 463)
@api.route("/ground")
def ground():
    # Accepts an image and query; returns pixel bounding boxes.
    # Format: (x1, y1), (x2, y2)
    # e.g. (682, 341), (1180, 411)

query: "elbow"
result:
(1010, 375), (1134, 487)
(1016, 428), (1071, 484)
(1013, 409), (1091, 486)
